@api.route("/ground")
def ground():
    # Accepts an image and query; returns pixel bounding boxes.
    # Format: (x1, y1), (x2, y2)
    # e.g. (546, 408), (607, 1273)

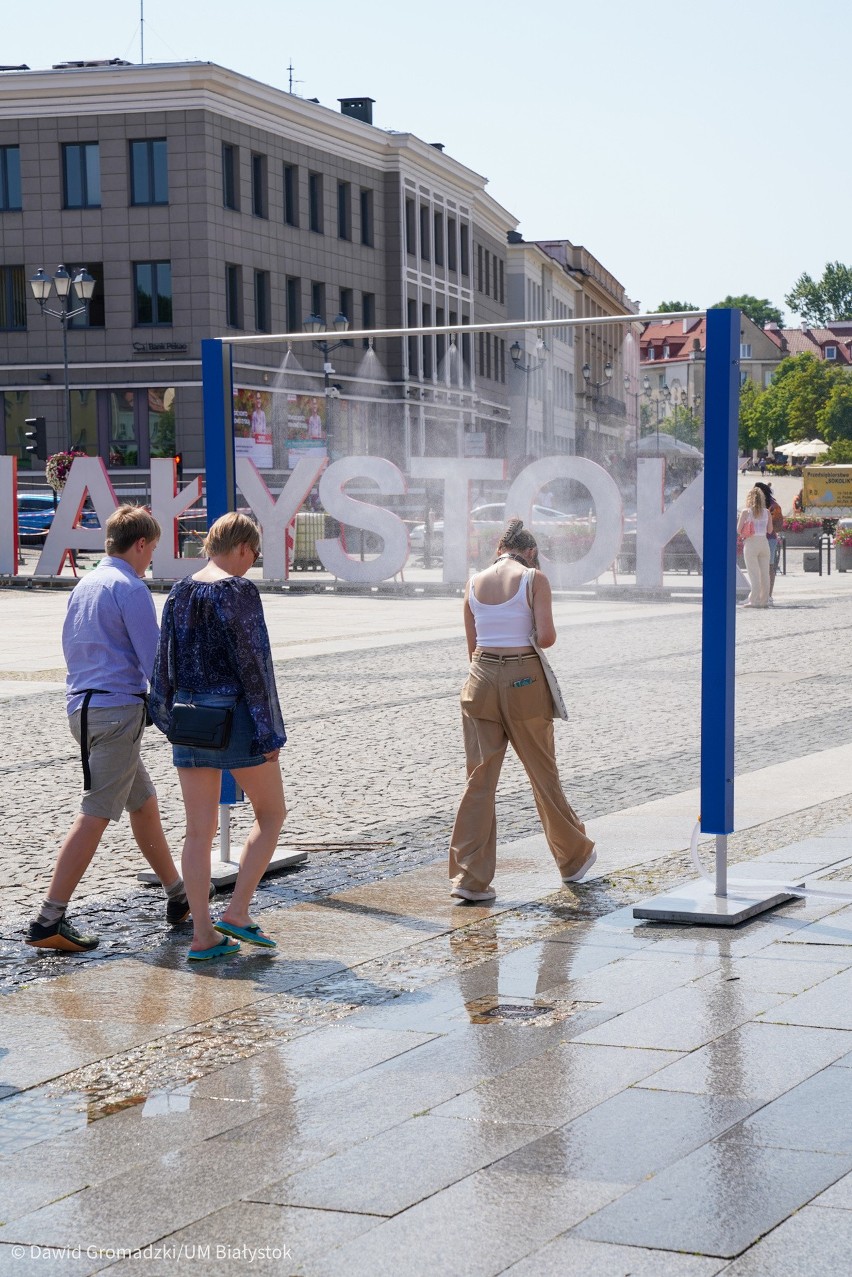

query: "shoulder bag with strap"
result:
(526, 569), (569, 722)
(165, 598), (237, 750)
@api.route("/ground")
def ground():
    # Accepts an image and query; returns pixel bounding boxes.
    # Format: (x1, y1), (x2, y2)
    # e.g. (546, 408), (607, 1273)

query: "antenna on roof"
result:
(140, 0), (144, 63)
(287, 60), (303, 94)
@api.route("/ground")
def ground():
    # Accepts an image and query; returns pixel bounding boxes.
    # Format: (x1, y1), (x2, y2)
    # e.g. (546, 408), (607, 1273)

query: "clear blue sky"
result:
(6, 0), (849, 321)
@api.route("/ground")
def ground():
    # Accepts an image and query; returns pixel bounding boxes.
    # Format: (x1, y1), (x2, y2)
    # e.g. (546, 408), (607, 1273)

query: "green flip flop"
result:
(213, 921), (277, 949)
(186, 937), (240, 962)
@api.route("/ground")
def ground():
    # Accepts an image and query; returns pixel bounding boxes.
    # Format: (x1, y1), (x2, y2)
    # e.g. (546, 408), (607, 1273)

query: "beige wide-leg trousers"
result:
(449, 652), (594, 894)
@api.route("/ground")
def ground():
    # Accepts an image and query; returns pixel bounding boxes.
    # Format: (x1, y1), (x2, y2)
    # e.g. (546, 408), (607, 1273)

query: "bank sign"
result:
(1, 454), (709, 590)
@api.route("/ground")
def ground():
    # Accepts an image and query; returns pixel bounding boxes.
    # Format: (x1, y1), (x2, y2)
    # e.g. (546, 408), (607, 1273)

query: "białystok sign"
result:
(1, 454), (708, 589)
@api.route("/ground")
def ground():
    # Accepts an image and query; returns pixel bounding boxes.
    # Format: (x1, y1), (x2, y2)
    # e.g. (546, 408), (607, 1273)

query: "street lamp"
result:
(302, 312), (350, 457)
(642, 375), (669, 456)
(581, 359), (613, 460)
(510, 336), (547, 458)
(29, 264), (96, 451)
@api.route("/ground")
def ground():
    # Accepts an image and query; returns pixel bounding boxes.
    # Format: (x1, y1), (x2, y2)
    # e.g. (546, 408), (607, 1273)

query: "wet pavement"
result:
(2, 812), (852, 1273)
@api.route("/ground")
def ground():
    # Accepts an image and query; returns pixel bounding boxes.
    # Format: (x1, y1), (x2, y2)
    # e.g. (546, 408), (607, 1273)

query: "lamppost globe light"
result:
(509, 340), (522, 365)
(73, 267), (96, 301)
(604, 361), (613, 380)
(52, 265), (72, 298)
(29, 267), (52, 302)
(582, 363), (591, 383)
(643, 375), (651, 394)
(303, 314), (323, 334)
(332, 313), (350, 333)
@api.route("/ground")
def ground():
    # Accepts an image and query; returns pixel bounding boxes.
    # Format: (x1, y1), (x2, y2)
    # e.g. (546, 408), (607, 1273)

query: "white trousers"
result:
(743, 536), (770, 607)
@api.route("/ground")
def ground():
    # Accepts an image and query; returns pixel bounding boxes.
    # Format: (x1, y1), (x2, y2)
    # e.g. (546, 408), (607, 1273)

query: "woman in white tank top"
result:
(448, 517), (596, 902)
(737, 486), (772, 608)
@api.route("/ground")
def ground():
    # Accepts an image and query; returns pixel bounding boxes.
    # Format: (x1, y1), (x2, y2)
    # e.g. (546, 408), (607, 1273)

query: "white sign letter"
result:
(0, 456), (17, 576)
(506, 457), (623, 587)
(636, 461), (704, 588)
(237, 454), (327, 580)
(150, 458), (204, 579)
(409, 458), (506, 583)
(36, 459), (118, 575)
(317, 457), (408, 583)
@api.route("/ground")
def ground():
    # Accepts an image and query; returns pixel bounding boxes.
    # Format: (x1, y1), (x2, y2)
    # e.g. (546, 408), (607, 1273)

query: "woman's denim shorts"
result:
(171, 691), (267, 771)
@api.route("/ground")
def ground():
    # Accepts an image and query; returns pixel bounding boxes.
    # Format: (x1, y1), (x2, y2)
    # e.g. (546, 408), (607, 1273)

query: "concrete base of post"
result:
(632, 879), (798, 927)
(137, 802), (308, 886)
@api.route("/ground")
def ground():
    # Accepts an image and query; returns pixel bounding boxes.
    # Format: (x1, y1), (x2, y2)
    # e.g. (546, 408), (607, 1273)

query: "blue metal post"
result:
(201, 338), (236, 521)
(700, 308), (740, 838)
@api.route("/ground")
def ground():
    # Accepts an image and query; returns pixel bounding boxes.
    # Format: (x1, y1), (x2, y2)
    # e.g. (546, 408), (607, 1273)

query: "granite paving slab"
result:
(358, 1022), (569, 1087)
(780, 904), (852, 947)
(298, 1168), (628, 1277)
(105, 1200), (381, 1277)
(690, 952), (850, 994)
(573, 1128), (852, 1258)
(0, 1243), (112, 1276)
(570, 984), (789, 1052)
(537, 951), (722, 1014)
(494, 1088), (757, 1183)
(759, 965), (852, 1029)
(0, 1013), (185, 1091)
(759, 836), (852, 863)
(251, 1114), (551, 1217)
(635, 1021), (852, 1100)
(722, 1204), (852, 1275)
(812, 1167), (852, 1208)
(502, 1234), (728, 1276)
(431, 1041), (683, 1126)
(738, 1064), (852, 1153)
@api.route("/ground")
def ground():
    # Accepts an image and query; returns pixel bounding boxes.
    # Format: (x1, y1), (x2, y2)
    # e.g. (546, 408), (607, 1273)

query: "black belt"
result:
(77, 690), (149, 791)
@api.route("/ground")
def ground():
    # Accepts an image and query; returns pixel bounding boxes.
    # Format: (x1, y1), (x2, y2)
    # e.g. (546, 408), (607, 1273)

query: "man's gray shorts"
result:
(69, 702), (156, 822)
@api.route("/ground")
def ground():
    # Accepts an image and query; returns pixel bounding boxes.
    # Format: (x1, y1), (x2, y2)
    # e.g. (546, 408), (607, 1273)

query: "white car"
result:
(409, 503), (575, 555)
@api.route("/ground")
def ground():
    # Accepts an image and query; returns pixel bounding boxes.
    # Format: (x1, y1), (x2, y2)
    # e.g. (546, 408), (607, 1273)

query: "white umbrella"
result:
(634, 432), (703, 459)
(779, 439), (829, 458)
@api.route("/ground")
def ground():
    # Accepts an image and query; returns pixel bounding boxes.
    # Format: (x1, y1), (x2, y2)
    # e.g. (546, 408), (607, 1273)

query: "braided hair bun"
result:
(497, 516), (538, 555)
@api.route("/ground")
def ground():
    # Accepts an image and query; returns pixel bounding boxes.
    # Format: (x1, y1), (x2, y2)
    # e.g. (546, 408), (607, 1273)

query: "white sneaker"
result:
(562, 851), (597, 884)
(450, 886), (497, 901)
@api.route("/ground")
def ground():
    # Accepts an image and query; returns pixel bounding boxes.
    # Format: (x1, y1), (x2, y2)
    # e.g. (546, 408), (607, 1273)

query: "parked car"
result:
(17, 492), (99, 546)
(409, 503), (576, 555)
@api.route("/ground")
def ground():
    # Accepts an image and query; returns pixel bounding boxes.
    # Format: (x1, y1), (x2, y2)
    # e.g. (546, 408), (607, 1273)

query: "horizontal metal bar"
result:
(219, 310), (705, 347)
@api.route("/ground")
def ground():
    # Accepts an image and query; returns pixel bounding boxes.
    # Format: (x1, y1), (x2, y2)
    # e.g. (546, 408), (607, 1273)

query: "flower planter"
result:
(836, 544), (852, 573)
(782, 530), (823, 548)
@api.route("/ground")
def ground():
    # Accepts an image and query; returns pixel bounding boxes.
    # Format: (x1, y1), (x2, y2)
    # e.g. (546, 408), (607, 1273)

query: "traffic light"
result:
(174, 453), (183, 481)
(24, 417), (47, 462)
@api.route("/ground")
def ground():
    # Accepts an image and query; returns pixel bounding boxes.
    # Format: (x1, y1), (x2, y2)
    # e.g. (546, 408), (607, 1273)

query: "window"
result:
(251, 153), (268, 218)
(740, 342), (752, 359)
(422, 303), (432, 378)
(68, 262), (105, 328)
(662, 344), (670, 358)
(405, 198), (416, 256)
(460, 224), (470, 276)
(254, 270), (270, 332)
(339, 287), (353, 325)
(283, 164), (299, 226)
(286, 276), (301, 332)
(222, 143), (239, 210)
(63, 142), (100, 209)
(477, 244), (484, 292)
(461, 312), (470, 381)
(419, 205), (430, 261)
(407, 298), (418, 375)
(134, 261), (172, 326)
(311, 281), (325, 321)
(447, 217), (457, 272)
(225, 264), (242, 328)
(309, 172), (323, 233)
(337, 181), (351, 239)
(498, 259), (504, 304)
(647, 347), (655, 361)
(360, 188), (374, 246)
(362, 291), (375, 347)
(130, 139), (168, 205)
(485, 250), (491, 297)
(825, 345), (837, 360)
(0, 265), (26, 330)
(436, 305), (445, 368)
(433, 211), (444, 267)
(0, 146), (21, 211)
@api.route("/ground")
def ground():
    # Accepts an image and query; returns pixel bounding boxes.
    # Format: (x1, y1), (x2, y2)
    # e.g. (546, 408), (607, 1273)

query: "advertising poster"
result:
(287, 393), (327, 470)
(234, 388), (273, 469)
(803, 465), (852, 510)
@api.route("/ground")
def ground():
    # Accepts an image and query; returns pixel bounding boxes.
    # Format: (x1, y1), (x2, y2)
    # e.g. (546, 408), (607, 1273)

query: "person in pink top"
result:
(737, 486), (772, 608)
(448, 517), (595, 901)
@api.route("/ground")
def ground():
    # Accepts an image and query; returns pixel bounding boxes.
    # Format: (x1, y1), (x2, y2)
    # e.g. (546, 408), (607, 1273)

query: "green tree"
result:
(738, 376), (764, 454)
(652, 300), (699, 313)
(785, 261), (852, 325)
(823, 438), (852, 464)
(710, 295), (783, 328)
(747, 353), (846, 448)
(818, 379), (852, 444)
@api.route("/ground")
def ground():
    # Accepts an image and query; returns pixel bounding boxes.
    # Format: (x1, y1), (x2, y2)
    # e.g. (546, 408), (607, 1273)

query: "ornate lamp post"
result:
(581, 359), (613, 460)
(510, 336), (547, 458)
(29, 265), (96, 451)
(302, 312), (350, 457)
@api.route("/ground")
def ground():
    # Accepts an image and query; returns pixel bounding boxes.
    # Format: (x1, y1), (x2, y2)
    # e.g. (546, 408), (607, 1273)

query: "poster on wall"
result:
(287, 393), (326, 470)
(234, 388), (273, 469)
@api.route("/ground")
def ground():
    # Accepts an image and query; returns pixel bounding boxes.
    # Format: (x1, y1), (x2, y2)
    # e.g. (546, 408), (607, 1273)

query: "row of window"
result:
(405, 298), (471, 381)
(222, 144), (376, 244)
(476, 245), (505, 304)
(225, 266), (375, 338)
(0, 139), (167, 211)
(403, 198), (470, 276)
(476, 332), (507, 384)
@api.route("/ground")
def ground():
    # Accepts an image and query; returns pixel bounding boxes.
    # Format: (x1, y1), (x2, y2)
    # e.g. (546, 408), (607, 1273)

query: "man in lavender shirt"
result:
(26, 505), (188, 952)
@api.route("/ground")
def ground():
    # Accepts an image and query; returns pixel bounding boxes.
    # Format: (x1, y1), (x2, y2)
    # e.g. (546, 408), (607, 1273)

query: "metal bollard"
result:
(817, 532), (832, 576)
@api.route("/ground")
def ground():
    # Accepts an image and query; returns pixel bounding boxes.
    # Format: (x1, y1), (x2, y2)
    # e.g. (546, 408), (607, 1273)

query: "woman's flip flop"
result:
(213, 921), (277, 949)
(186, 937), (241, 962)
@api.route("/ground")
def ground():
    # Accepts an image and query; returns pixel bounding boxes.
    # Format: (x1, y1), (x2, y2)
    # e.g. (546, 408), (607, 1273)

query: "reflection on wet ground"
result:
(2, 831), (852, 1271)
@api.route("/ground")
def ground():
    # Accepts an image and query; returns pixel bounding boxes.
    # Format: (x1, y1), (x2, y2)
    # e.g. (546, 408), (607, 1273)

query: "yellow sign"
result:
(803, 466), (852, 510)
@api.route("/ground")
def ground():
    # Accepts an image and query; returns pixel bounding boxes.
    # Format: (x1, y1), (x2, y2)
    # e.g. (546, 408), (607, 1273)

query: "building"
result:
(764, 321), (852, 369)
(0, 59), (516, 484)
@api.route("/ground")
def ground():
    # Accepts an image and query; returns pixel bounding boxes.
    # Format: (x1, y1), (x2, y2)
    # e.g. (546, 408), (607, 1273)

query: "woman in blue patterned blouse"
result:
(150, 512), (286, 961)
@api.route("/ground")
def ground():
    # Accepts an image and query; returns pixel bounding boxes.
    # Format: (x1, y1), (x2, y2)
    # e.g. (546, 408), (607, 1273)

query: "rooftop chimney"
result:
(339, 97), (374, 125)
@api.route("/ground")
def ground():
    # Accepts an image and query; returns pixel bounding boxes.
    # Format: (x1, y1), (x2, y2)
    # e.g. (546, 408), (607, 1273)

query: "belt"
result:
(475, 652), (537, 664)
(77, 690), (149, 791)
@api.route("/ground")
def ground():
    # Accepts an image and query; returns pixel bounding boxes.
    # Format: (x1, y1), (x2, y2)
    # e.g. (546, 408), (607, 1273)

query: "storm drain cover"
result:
(475, 1003), (552, 1021)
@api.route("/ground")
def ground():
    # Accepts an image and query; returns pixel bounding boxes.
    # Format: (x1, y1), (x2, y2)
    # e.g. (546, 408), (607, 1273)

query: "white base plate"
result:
(137, 848), (308, 887)
(632, 878), (798, 927)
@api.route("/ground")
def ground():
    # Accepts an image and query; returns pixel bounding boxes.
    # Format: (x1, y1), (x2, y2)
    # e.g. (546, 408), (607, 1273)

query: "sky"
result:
(5, 0), (850, 322)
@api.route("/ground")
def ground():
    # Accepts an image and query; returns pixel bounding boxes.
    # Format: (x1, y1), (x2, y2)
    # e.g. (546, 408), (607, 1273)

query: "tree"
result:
(738, 376), (764, 454)
(710, 295), (783, 328)
(819, 380), (852, 444)
(652, 300), (699, 313)
(785, 261), (852, 326)
(822, 439), (852, 464)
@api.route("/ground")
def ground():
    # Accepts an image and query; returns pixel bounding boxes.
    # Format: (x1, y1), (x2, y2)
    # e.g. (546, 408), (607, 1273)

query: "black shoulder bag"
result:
(165, 600), (236, 750)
